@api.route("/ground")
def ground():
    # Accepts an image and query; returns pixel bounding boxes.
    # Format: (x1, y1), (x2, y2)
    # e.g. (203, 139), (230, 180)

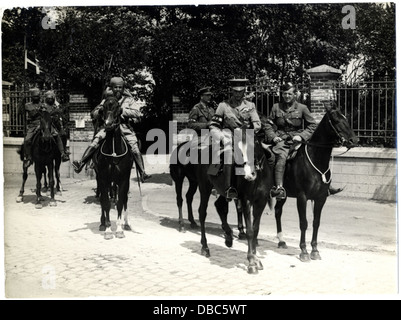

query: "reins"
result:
(100, 129), (128, 158)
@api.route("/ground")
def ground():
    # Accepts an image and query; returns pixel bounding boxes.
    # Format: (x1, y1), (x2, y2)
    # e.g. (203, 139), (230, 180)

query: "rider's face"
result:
(282, 88), (296, 104)
(112, 84), (124, 99)
(232, 89), (245, 101)
(201, 94), (212, 103)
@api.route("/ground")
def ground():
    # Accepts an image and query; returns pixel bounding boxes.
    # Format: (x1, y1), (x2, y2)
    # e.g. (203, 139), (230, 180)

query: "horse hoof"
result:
(238, 232), (247, 240)
(201, 248), (210, 258)
(190, 222), (198, 229)
(299, 252), (311, 262)
(257, 260), (264, 271)
(179, 225), (186, 233)
(99, 225), (106, 232)
(225, 235), (233, 248)
(35, 203), (42, 209)
(16, 196), (23, 203)
(115, 231), (125, 239)
(248, 265), (259, 274)
(49, 200), (57, 207)
(104, 232), (114, 240)
(123, 224), (132, 231)
(311, 250), (321, 260)
(278, 241), (288, 249)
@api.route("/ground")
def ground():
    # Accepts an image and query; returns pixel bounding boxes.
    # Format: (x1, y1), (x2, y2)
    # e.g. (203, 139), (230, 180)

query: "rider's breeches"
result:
(273, 141), (290, 186)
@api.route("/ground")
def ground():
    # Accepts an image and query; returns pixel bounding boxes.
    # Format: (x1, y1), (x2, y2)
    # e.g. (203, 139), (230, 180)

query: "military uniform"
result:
(188, 101), (215, 134)
(264, 101), (317, 198)
(210, 94), (262, 200)
(73, 77), (151, 182)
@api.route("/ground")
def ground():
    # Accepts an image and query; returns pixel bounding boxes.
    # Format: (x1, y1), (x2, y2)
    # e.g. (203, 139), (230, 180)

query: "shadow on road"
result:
(132, 173), (173, 186)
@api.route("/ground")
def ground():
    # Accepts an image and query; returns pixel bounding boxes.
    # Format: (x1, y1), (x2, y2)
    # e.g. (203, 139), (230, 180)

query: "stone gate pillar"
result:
(306, 64), (343, 122)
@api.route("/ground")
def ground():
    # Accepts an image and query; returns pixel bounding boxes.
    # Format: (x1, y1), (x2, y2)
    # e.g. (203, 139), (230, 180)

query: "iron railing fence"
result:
(334, 79), (396, 148)
(2, 88), (69, 137)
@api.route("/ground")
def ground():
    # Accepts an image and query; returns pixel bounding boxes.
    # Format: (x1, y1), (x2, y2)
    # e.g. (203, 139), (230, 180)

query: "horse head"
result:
(101, 97), (121, 132)
(324, 102), (359, 148)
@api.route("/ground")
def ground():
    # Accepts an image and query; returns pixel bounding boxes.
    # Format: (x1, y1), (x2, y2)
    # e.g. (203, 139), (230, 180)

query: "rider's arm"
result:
(91, 100), (105, 119)
(188, 105), (210, 132)
(298, 105), (317, 141)
(248, 103), (261, 133)
(121, 99), (142, 120)
(209, 103), (226, 141)
(264, 105), (279, 143)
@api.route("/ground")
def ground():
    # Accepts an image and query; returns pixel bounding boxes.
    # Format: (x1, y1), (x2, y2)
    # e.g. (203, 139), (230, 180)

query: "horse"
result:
(93, 96), (134, 240)
(196, 130), (275, 274)
(19, 111), (58, 209)
(169, 140), (248, 238)
(16, 112), (65, 203)
(273, 102), (358, 262)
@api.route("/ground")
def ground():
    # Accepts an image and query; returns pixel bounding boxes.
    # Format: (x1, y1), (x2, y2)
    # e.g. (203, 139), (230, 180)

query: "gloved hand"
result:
(292, 135), (302, 143)
(273, 136), (283, 144)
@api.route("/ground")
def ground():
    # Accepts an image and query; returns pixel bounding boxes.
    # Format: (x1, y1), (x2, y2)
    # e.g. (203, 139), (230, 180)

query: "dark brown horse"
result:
(93, 97), (134, 239)
(196, 132), (275, 274)
(22, 111), (58, 208)
(169, 140), (248, 238)
(274, 103), (358, 261)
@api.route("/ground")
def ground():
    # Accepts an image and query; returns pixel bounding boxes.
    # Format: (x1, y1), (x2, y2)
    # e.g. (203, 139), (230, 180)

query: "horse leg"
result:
(48, 163), (56, 207)
(17, 165), (29, 202)
(215, 195), (233, 248)
(55, 157), (62, 195)
(235, 199), (246, 240)
(35, 165), (44, 209)
(252, 200), (266, 271)
(116, 182), (129, 239)
(173, 176), (185, 232)
(297, 194), (310, 262)
(242, 199), (258, 274)
(99, 180), (113, 239)
(186, 179), (198, 229)
(43, 167), (48, 194)
(274, 198), (288, 248)
(199, 185), (212, 257)
(310, 197), (327, 260)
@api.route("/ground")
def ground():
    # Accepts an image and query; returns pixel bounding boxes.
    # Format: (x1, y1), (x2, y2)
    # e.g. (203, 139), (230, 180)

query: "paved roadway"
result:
(2, 157), (399, 298)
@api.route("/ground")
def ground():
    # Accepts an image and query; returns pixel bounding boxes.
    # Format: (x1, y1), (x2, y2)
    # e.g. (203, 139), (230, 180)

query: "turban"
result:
(30, 88), (41, 97)
(44, 90), (56, 99)
(109, 77), (125, 87)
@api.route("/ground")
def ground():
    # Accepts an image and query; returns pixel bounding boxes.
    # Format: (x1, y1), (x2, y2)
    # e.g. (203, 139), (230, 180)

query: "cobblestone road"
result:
(2, 159), (399, 298)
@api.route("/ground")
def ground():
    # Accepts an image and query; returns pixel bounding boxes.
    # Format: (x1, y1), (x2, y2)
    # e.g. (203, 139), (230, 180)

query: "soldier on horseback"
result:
(209, 78), (261, 201)
(72, 77), (151, 182)
(264, 82), (317, 199)
(18, 88), (70, 168)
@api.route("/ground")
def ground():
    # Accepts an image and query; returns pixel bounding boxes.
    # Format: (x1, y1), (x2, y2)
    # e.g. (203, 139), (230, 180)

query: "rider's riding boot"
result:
(271, 160), (286, 199)
(55, 135), (70, 162)
(72, 145), (97, 173)
(224, 164), (238, 202)
(132, 146), (151, 183)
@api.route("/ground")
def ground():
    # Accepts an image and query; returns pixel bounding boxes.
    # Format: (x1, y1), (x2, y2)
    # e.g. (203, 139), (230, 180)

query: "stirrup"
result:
(72, 161), (84, 173)
(225, 187), (238, 202)
(271, 186), (286, 199)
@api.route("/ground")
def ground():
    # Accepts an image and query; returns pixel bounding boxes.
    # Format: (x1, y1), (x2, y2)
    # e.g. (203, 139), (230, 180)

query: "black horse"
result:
(274, 103), (358, 261)
(17, 113), (64, 204)
(93, 97), (134, 240)
(169, 140), (248, 238)
(17, 111), (59, 208)
(196, 132), (275, 274)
